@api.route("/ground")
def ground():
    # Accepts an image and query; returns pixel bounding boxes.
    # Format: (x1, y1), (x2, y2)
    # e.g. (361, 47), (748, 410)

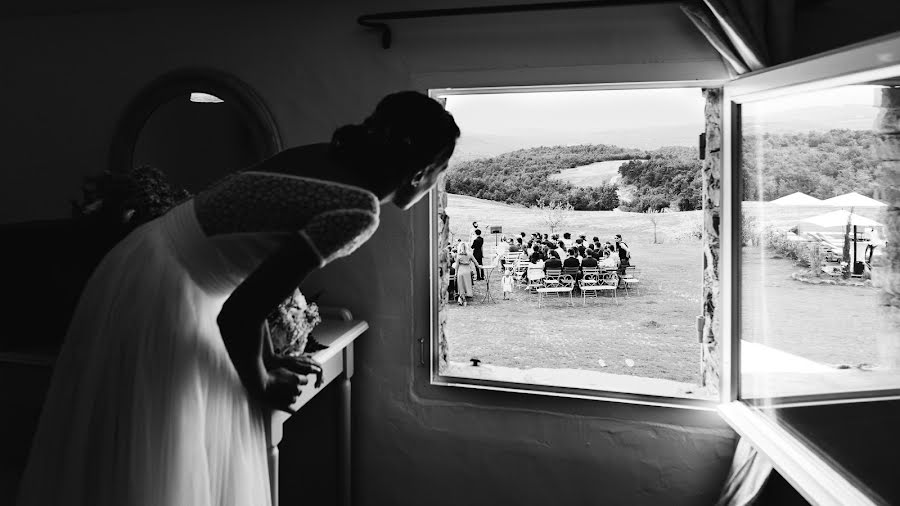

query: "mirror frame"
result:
(108, 67), (282, 173)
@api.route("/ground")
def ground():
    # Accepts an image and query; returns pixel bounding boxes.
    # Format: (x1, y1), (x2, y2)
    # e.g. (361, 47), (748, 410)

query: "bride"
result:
(17, 91), (460, 506)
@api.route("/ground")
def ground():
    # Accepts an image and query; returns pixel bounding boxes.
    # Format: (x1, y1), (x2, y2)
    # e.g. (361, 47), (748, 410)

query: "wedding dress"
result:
(17, 171), (379, 506)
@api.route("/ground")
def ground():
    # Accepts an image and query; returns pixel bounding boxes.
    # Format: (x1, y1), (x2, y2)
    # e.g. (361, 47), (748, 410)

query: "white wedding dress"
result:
(17, 172), (379, 506)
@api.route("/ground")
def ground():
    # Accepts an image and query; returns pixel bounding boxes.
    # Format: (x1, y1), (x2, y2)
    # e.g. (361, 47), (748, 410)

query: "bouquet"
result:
(267, 288), (323, 357)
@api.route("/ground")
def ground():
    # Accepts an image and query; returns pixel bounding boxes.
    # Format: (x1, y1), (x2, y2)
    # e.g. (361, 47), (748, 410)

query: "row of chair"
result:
(532, 266), (640, 306)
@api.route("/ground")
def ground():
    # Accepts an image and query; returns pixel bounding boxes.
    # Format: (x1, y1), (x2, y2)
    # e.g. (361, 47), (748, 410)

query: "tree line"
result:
(445, 144), (643, 211)
(741, 129), (878, 201)
(445, 129), (878, 212)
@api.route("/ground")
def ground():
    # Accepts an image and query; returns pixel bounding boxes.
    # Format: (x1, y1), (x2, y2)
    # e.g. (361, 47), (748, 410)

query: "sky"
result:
(444, 88), (706, 156)
(442, 85), (883, 161)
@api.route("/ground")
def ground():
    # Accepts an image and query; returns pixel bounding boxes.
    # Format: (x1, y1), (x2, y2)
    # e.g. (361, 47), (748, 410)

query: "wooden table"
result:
(265, 312), (368, 506)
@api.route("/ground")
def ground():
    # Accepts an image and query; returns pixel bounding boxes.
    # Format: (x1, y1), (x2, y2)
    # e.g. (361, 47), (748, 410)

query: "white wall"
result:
(1, 2), (743, 505)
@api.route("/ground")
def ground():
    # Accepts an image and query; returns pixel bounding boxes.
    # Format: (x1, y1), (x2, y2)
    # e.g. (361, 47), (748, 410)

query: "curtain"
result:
(681, 0), (797, 75)
(715, 437), (775, 506)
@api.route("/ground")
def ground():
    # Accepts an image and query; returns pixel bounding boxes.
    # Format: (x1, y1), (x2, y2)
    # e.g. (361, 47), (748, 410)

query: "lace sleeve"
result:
(194, 172), (380, 237)
(297, 209), (379, 266)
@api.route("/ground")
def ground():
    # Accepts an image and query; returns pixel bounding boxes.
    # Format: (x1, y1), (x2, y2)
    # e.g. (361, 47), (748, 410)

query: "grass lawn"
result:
(741, 245), (887, 368)
(443, 194), (894, 391)
(445, 193), (704, 386)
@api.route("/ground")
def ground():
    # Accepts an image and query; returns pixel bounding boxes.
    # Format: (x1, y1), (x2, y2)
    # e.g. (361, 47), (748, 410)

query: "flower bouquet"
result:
(267, 288), (324, 357)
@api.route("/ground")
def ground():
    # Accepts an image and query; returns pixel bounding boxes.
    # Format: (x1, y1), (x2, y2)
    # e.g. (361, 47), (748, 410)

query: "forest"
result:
(444, 129), (878, 212)
(444, 144), (641, 211)
(740, 129), (878, 201)
(617, 146), (702, 211)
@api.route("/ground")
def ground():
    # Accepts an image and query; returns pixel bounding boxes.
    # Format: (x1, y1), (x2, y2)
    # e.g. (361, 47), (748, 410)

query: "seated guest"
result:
(555, 241), (566, 259)
(562, 232), (572, 249)
(544, 250), (563, 272)
(577, 244), (586, 259)
(599, 245), (620, 270)
(496, 236), (510, 267)
(508, 238), (521, 252)
(563, 248), (581, 270)
(581, 251), (599, 270)
(529, 249), (545, 264)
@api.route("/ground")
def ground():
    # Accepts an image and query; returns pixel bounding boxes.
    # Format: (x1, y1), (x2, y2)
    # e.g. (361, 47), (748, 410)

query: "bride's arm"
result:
(216, 208), (378, 408)
(217, 234), (322, 401)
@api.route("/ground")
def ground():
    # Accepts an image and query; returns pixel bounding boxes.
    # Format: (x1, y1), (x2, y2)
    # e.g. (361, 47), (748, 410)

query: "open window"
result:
(427, 83), (720, 408)
(720, 33), (900, 505)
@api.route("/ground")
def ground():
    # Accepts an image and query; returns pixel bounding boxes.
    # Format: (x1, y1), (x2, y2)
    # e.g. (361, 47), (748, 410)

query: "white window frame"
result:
(426, 80), (724, 411)
(719, 31), (900, 505)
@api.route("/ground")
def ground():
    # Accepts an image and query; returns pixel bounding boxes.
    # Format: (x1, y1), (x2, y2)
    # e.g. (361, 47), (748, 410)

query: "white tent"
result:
(769, 192), (823, 206)
(800, 209), (883, 229)
(822, 192), (887, 207)
(800, 210), (883, 268)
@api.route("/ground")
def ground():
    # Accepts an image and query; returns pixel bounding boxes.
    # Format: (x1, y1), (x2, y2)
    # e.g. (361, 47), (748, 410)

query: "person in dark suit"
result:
(563, 248), (581, 270)
(581, 252), (599, 270)
(471, 229), (485, 280)
(543, 250), (563, 273)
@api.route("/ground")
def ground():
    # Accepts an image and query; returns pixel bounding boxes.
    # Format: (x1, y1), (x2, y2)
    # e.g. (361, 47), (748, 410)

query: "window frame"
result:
(721, 31), (900, 406)
(718, 31), (900, 506)
(425, 80), (725, 410)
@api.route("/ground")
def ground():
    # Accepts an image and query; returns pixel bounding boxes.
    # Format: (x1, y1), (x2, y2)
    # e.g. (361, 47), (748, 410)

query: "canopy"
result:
(822, 192), (887, 207)
(801, 209), (883, 229)
(769, 192), (822, 206)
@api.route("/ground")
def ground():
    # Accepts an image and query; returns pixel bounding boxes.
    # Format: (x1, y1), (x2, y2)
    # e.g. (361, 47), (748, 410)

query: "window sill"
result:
(433, 361), (718, 411)
(718, 401), (878, 506)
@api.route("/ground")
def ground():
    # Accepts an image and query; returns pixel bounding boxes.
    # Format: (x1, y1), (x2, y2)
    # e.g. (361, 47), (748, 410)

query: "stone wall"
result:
(701, 88), (722, 391)
(437, 175), (451, 367)
(875, 87), (900, 365)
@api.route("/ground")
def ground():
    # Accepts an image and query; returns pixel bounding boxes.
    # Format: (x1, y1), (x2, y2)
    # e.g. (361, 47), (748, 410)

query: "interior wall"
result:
(0, 2), (748, 505)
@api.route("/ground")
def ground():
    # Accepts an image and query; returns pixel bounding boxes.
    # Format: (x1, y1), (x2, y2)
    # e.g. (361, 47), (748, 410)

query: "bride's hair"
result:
(331, 91), (460, 175)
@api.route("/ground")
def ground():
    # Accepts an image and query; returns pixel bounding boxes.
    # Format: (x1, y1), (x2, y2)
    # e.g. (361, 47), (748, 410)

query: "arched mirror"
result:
(109, 68), (282, 193)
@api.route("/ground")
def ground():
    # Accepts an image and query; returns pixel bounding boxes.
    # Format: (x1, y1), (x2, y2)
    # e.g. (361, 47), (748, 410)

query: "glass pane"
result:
(739, 82), (900, 401)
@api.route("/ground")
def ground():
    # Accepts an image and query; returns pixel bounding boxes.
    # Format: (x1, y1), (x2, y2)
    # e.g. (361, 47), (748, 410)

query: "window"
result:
(428, 84), (718, 407)
(721, 33), (900, 504)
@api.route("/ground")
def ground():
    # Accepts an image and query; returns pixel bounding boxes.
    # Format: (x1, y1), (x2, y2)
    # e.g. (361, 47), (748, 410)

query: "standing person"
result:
(17, 91), (460, 506)
(470, 221), (480, 244)
(454, 243), (481, 306)
(501, 266), (515, 300)
(615, 233), (631, 270)
(471, 229), (485, 280)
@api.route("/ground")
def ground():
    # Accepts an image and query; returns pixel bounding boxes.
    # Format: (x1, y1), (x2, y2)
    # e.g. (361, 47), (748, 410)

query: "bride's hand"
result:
(275, 354), (324, 389)
(262, 367), (308, 413)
